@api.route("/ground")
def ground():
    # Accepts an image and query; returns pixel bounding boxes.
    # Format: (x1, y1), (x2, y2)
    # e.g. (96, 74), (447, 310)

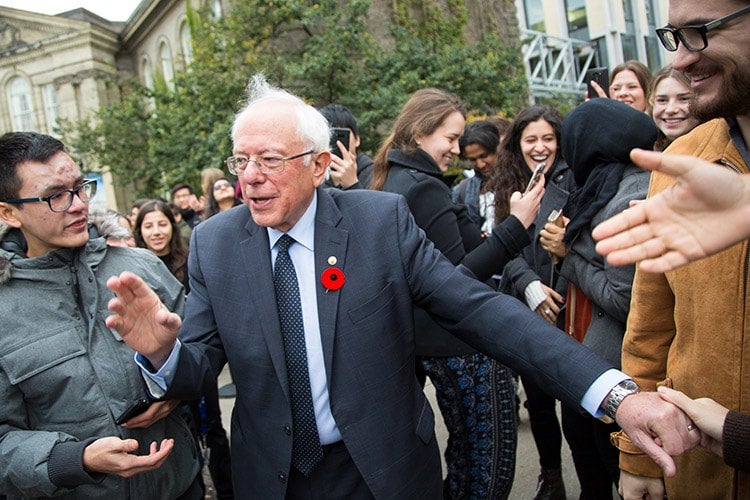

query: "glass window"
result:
(141, 56), (154, 90)
(524, 0), (545, 32)
(566, 0), (587, 31)
(42, 83), (59, 135)
(7, 76), (36, 131)
(180, 21), (193, 67)
(159, 41), (174, 90)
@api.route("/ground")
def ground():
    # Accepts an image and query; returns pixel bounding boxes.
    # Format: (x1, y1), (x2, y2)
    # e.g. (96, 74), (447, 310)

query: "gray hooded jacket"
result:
(0, 221), (199, 499)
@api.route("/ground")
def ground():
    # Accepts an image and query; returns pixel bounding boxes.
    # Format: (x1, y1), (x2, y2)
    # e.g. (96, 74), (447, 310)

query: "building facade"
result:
(515, 0), (671, 97)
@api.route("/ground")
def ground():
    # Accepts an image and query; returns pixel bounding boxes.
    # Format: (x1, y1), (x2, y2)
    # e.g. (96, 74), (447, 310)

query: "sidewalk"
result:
(214, 366), (586, 498)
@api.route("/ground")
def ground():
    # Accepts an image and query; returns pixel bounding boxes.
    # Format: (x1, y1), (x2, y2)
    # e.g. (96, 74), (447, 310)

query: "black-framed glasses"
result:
(656, 5), (750, 52)
(225, 150), (314, 175)
(1, 179), (97, 213)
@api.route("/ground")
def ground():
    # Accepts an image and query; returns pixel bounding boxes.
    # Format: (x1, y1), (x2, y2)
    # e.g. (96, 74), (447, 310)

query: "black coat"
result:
(383, 149), (530, 355)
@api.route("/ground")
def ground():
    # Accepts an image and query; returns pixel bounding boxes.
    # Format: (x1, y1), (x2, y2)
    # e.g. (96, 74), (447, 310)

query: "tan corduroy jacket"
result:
(613, 119), (750, 499)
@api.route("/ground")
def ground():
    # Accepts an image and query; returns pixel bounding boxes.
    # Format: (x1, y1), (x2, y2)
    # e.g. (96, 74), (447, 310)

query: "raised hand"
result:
(593, 149), (750, 273)
(82, 437), (174, 478)
(328, 141), (359, 189)
(509, 174), (544, 228)
(105, 271), (181, 369)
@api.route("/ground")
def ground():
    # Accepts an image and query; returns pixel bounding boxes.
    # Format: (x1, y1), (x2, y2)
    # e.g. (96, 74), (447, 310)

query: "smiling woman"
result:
(648, 65), (702, 151)
(133, 199), (188, 290)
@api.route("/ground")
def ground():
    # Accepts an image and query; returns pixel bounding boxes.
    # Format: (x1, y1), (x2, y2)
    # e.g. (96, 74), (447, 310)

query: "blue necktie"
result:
(274, 234), (323, 476)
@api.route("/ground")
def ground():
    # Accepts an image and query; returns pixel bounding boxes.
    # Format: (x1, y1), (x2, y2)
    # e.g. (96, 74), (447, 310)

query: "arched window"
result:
(7, 76), (36, 131)
(180, 21), (193, 67)
(141, 56), (154, 90)
(159, 41), (174, 90)
(42, 83), (59, 135)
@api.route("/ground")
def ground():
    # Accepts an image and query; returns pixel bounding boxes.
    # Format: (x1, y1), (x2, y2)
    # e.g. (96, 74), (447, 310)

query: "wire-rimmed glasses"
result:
(225, 150), (314, 175)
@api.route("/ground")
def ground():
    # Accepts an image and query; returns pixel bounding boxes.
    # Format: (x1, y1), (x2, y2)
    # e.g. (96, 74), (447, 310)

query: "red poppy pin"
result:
(321, 267), (345, 291)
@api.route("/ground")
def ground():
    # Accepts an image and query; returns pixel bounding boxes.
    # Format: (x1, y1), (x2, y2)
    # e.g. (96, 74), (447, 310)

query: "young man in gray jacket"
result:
(0, 132), (200, 499)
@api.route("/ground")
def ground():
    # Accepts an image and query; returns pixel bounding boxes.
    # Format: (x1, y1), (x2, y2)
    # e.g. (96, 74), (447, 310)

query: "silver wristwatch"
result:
(600, 379), (640, 423)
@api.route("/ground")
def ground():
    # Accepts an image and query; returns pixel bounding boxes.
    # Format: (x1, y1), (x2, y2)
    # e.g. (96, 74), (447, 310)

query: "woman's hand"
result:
(540, 217), (569, 261)
(328, 141), (359, 189)
(509, 174), (544, 228)
(534, 284), (564, 325)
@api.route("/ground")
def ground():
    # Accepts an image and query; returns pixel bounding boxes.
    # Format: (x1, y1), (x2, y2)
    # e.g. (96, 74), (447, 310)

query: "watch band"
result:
(601, 379), (640, 422)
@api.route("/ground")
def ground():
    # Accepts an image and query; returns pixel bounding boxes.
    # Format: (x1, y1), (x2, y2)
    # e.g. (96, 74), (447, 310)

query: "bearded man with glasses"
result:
(610, 1), (750, 498)
(0, 132), (202, 499)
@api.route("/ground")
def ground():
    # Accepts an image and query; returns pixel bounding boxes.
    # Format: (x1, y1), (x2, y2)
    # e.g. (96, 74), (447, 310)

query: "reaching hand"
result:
(657, 386), (728, 457)
(510, 174), (544, 228)
(593, 149), (750, 273)
(105, 271), (181, 369)
(82, 437), (174, 478)
(615, 391), (702, 477)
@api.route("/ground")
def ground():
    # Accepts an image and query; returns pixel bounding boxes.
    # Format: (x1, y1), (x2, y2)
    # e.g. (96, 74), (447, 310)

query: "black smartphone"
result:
(329, 128), (350, 157)
(115, 398), (152, 425)
(585, 67), (609, 98)
(523, 163), (546, 195)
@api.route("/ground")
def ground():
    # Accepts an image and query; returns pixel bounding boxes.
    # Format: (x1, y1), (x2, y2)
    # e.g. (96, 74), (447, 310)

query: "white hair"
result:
(230, 74), (330, 159)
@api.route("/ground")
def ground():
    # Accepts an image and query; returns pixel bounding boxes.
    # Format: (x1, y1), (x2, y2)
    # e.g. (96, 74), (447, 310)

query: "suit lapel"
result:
(238, 219), (291, 399)
(314, 190), (348, 383)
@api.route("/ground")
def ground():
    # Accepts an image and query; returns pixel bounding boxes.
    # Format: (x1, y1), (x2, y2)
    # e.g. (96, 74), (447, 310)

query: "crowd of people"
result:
(1, 0), (749, 498)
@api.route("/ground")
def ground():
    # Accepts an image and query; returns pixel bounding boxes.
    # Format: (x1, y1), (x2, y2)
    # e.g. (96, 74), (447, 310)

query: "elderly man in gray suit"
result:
(105, 75), (698, 499)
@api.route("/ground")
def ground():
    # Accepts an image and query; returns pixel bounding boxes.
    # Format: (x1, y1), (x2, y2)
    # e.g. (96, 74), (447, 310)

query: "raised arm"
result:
(105, 271), (182, 369)
(593, 149), (750, 272)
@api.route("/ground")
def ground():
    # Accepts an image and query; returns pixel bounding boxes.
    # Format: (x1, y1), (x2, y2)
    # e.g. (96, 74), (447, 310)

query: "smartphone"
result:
(329, 128), (350, 157)
(115, 397), (152, 425)
(585, 67), (609, 98)
(523, 163), (546, 195)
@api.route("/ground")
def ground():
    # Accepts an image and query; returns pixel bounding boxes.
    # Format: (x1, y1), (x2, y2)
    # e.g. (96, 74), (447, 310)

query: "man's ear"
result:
(312, 150), (331, 187)
(0, 203), (21, 229)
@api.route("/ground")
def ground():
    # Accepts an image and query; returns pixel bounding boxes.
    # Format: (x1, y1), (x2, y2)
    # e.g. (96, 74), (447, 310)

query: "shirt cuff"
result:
(580, 369), (630, 417)
(524, 280), (547, 310)
(135, 339), (181, 398)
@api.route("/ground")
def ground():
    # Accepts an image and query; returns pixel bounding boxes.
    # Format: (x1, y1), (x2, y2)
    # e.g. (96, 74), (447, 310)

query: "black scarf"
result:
(562, 99), (657, 244)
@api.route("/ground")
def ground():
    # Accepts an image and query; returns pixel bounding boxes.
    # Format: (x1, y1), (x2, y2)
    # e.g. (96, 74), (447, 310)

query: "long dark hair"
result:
(487, 105), (563, 223)
(133, 199), (188, 285)
(371, 88), (466, 191)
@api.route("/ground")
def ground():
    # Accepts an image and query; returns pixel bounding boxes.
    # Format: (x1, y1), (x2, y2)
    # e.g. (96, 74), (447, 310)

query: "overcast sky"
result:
(0, 0), (142, 21)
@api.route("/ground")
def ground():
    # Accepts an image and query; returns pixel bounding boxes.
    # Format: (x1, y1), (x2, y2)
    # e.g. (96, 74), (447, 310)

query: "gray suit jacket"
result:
(167, 187), (612, 498)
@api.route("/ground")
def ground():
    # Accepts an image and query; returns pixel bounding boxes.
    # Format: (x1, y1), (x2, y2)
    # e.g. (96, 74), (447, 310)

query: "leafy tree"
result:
(62, 0), (528, 201)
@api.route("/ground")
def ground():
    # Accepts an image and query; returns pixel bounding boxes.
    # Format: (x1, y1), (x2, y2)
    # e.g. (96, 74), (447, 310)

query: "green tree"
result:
(62, 0), (528, 200)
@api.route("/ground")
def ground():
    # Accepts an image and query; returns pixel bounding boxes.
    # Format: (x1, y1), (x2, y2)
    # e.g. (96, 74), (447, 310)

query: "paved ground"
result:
(211, 367), (588, 499)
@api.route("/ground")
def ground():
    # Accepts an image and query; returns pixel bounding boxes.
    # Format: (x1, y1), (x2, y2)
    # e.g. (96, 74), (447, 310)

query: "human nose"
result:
(671, 44), (699, 73)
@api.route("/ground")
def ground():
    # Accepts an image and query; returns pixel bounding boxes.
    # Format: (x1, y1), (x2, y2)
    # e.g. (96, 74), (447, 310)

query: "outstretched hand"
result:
(105, 271), (181, 369)
(83, 437), (174, 478)
(615, 391), (701, 477)
(593, 149), (750, 273)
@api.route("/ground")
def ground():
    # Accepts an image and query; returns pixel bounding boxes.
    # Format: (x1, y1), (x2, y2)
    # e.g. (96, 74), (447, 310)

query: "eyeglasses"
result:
(213, 181), (233, 190)
(225, 150), (314, 175)
(656, 5), (750, 52)
(1, 179), (97, 213)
